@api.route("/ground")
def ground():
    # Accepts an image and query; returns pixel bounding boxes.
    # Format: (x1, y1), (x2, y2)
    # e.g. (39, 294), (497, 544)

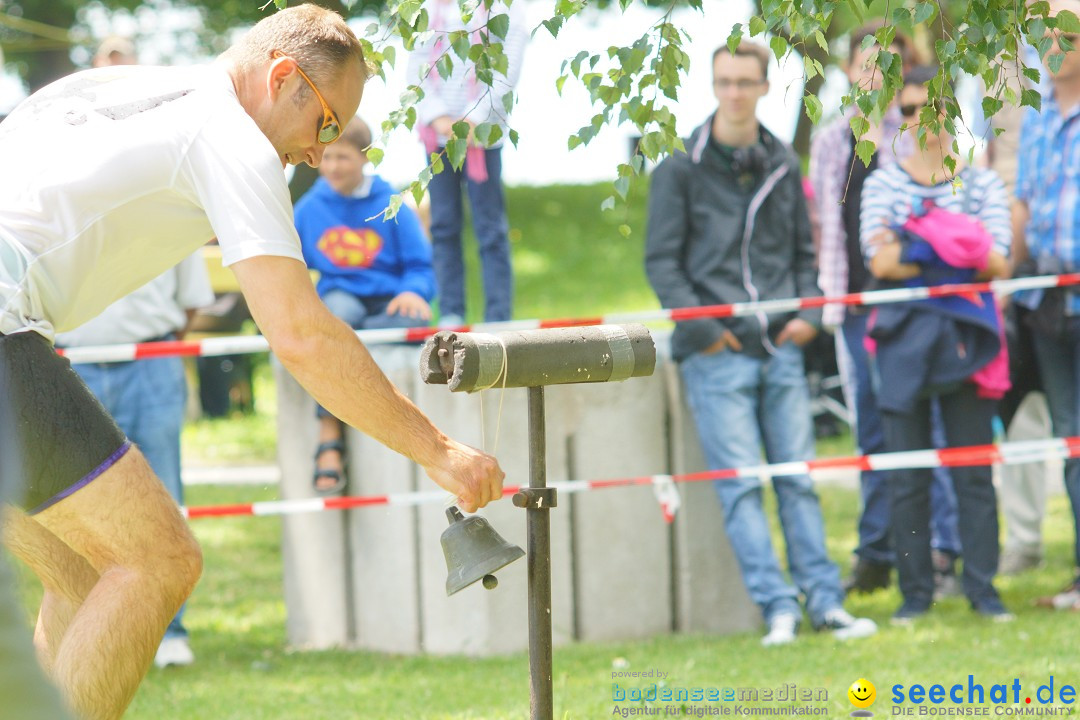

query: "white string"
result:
(478, 334), (509, 455)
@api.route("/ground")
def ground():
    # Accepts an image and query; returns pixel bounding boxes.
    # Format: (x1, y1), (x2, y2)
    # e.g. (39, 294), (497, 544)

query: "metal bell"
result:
(441, 506), (525, 596)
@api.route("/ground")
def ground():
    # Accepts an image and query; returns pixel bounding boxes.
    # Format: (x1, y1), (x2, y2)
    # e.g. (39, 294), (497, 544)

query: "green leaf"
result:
(854, 139), (876, 167)
(846, 0), (866, 23)
(618, 224), (631, 238)
(445, 137), (468, 169)
(488, 13), (510, 39)
(726, 24), (743, 55)
(601, 196), (616, 212)
(397, 0), (423, 25)
(274, 0), (287, 8)
(386, 194), (404, 221)
(943, 155), (957, 175)
(430, 152), (444, 175)
(982, 95), (1004, 119)
(541, 16), (564, 38)
(614, 175), (630, 199)
(803, 94), (822, 124)
(436, 54), (454, 81)
(1023, 66), (1042, 84)
(1021, 88), (1043, 111)
(749, 16), (766, 37)
(769, 35), (788, 60)
(813, 30), (830, 55)
(849, 115), (870, 138)
(1049, 52), (1066, 75)
(502, 91), (515, 115)
(451, 31), (471, 60)
(1057, 10), (1080, 33)
(366, 147), (384, 166)
(452, 121), (471, 139)
(913, 1), (936, 25)
(508, 129), (520, 147)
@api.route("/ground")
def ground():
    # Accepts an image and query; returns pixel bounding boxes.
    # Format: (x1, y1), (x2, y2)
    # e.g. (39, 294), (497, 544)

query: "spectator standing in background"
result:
(810, 24), (964, 598)
(406, 0), (528, 325)
(646, 40), (877, 647)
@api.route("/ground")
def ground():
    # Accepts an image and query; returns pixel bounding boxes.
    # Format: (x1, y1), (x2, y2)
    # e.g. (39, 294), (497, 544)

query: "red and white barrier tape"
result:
(180, 435), (1080, 521)
(59, 273), (1080, 364)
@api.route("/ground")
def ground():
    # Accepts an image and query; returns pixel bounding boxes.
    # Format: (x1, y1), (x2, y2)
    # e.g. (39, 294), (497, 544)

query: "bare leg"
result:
(314, 415), (345, 492)
(3, 507), (99, 674)
(10, 447), (202, 720)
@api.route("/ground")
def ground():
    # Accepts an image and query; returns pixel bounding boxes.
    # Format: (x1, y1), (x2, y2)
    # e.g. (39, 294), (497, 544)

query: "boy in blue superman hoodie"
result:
(294, 116), (436, 493)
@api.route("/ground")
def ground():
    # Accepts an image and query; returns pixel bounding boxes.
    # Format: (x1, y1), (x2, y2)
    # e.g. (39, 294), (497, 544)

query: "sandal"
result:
(313, 439), (347, 496)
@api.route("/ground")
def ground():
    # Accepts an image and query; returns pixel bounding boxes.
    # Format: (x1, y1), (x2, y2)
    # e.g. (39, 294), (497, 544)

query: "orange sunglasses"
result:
(272, 50), (342, 145)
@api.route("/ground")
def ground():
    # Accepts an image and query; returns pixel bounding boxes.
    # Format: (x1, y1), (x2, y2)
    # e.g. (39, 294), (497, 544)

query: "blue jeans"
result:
(318, 290), (430, 419)
(680, 343), (843, 625)
(73, 351), (188, 640)
(1031, 322), (1080, 568)
(841, 312), (962, 563)
(427, 146), (512, 322)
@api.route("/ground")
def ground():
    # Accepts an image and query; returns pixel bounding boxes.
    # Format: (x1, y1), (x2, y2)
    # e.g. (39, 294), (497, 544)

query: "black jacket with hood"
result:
(645, 115), (822, 361)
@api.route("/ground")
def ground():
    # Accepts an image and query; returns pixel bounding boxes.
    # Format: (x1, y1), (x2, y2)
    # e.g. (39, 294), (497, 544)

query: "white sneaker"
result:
(818, 608), (877, 641)
(761, 613), (800, 647)
(154, 636), (195, 668)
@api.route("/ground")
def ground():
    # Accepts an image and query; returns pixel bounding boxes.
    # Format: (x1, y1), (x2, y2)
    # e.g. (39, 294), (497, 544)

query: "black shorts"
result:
(0, 331), (129, 514)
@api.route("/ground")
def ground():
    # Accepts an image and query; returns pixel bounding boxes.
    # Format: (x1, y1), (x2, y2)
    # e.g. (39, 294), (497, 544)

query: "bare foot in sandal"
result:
(314, 417), (347, 495)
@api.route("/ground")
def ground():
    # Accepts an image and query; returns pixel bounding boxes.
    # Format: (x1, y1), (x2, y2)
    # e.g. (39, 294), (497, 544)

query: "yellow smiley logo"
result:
(848, 678), (877, 709)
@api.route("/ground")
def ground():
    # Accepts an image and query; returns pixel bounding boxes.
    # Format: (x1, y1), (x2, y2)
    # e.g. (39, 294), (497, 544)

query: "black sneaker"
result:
(973, 598), (1015, 623)
(843, 557), (892, 595)
(891, 601), (931, 626)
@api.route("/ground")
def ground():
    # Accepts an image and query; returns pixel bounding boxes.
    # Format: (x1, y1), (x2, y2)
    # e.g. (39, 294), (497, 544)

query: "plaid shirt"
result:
(809, 107), (906, 327)
(1016, 91), (1080, 313)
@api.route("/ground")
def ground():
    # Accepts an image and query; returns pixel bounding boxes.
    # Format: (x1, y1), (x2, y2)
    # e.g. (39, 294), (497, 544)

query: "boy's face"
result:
(712, 53), (768, 127)
(319, 141), (368, 195)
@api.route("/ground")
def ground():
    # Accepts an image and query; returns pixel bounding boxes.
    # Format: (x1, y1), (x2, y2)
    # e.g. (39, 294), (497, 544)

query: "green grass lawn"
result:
(15, 483), (1078, 719)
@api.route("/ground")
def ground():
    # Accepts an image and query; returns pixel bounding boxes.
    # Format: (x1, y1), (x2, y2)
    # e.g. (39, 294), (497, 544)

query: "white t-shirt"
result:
(0, 63), (304, 342)
(55, 252), (215, 347)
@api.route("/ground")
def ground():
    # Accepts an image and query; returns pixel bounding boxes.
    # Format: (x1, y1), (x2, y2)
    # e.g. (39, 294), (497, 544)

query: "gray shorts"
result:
(0, 331), (129, 514)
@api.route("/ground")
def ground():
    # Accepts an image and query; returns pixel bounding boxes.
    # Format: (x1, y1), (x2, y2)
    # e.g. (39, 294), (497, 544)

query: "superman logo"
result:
(317, 226), (384, 268)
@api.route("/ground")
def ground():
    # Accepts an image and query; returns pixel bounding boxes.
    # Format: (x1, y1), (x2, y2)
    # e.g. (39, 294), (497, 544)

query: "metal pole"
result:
(527, 385), (553, 720)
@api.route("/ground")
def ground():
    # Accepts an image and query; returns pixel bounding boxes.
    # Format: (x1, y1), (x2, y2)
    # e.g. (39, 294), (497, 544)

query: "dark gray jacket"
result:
(645, 116), (822, 361)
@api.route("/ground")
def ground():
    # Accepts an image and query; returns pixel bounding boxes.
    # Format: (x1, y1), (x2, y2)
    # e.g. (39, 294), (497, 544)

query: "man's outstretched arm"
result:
(231, 254), (503, 512)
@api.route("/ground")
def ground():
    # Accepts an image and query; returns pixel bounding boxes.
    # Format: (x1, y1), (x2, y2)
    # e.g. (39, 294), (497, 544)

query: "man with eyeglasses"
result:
(0, 5), (504, 719)
(645, 40), (876, 647)
(1013, 0), (1080, 611)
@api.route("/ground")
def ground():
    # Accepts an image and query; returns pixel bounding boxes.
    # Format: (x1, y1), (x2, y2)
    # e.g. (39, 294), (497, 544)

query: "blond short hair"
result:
(228, 4), (369, 88)
(340, 116), (373, 153)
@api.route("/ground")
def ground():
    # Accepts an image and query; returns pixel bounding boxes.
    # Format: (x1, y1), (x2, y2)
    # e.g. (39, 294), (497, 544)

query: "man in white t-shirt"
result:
(0, 6), (505, 719)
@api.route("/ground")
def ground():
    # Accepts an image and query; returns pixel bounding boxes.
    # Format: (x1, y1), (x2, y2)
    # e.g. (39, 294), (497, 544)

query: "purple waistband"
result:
(28, 440), (133, 515)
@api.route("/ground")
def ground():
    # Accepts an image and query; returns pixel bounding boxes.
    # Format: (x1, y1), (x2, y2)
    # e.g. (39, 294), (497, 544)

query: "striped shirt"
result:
(860, 164), (1011, 261)
(809, 107), (906, 327)
(1015, 92), (1080, 313)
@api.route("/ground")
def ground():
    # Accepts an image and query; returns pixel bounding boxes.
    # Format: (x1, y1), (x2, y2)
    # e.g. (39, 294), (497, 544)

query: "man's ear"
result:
(266, 55), (294, 102)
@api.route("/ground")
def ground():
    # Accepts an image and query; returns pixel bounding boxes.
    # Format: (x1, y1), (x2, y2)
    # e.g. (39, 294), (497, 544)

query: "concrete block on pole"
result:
(274, 360), (350, 649)
(552, 371), (672, 643)
(346, 345), (423, 654)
